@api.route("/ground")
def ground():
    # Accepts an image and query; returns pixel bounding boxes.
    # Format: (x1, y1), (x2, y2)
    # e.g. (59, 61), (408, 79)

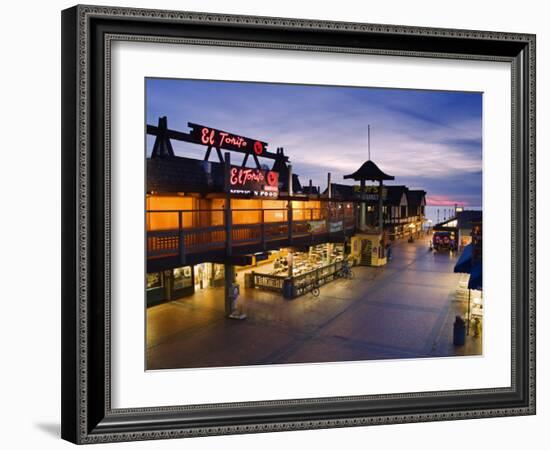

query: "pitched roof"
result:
(384, 185), (408, 206)
(147, 153), (304, 194)
(302, 185), (320, 195)
(270, 148), (303, 193)
(435, 209), (482, 229)
(324, 183), (355, 200)
(456, 210), (482, 228)
(147, 156), (224, 193)
(343, 160), (394, 181)
(406, 190), (427, 208)
(324, 183), (424, 207)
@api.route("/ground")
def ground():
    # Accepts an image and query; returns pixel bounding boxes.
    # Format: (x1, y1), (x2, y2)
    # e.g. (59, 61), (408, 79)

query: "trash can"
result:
(282, 278), (294, 299)
(244, 272), (254, 288)
(453, 315), (466, 346)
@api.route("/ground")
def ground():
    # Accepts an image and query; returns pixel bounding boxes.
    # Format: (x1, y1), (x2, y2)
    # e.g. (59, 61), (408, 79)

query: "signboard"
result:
(329, 220), (344, 233)
(353, 185), (388, 201)
(226, 166), (279, 198)
(307, 220), (326, 233)
(188, 122), (268, 156)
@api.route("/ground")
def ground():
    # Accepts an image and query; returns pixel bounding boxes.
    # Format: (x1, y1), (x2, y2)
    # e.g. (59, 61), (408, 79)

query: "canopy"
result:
(343, 160), (394, 181)
(468, 261), (482, 290)
(453, 243), (482, 291)
(454, 243), (473, 273)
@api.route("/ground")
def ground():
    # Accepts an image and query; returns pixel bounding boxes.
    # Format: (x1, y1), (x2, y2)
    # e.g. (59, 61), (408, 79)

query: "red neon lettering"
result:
(253, 141), (263, 155)
(218, 132), (228, 147)
(212, 131), (248, 149)
(229, 168), (266, 186)
(230, 168), (239, 185)
(201, 127), (215, 146)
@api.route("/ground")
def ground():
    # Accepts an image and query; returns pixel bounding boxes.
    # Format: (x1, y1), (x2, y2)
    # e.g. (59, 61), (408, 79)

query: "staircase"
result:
(359, 240), (373, 266)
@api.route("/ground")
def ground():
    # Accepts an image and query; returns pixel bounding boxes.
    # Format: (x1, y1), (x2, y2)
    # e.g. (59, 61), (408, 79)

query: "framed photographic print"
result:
(61, 4), (536, 444)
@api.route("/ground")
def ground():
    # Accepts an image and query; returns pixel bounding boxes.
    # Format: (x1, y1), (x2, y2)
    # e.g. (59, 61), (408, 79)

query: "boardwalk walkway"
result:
(147, 235), (482, 370)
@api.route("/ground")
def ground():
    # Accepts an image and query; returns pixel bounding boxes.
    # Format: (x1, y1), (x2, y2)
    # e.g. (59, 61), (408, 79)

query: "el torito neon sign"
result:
(188, 122), (268, 156)
(186, 122), (279, 197)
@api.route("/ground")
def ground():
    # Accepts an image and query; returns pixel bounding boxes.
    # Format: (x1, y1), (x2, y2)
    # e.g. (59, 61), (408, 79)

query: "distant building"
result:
(326, 183), (426, 240)
(435, 209), (482, 248)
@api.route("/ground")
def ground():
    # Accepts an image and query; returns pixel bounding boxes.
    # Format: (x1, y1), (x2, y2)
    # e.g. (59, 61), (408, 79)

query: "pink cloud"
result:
(426, 195), (468, 207)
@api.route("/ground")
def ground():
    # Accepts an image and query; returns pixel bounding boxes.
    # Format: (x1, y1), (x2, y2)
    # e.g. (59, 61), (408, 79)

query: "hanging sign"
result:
(329, 220), (344, 233)
(187, 122), (268, 156)
(353, 185), (388, 201)
(307, 220), (326, 233)
(226, 166), (279, 198)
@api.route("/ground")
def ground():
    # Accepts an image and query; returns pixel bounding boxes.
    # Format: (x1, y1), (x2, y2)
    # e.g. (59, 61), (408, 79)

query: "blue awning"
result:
(468, 261), (482, 290)
(454, 243), (482, 290)
(454, 243), (473, 273)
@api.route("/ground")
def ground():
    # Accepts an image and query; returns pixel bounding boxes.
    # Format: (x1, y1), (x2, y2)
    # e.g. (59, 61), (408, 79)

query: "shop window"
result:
(173, 267), (193, 290)
(147, 272), (163, 290)
(213, 264), (225, 281)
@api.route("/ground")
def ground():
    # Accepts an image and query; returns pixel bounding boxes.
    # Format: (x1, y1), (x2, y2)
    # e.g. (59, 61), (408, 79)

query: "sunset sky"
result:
(146, 78), (483, 207)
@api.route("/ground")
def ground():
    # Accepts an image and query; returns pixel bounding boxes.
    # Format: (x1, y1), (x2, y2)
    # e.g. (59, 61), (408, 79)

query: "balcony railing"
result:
(146, 205), (426, 262)
(147, 207), (356, 260)
(384, 215), (423, 225)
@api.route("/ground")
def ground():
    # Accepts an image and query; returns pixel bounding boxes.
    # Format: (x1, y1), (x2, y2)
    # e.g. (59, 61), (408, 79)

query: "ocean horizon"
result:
(424, 205), (482, 225)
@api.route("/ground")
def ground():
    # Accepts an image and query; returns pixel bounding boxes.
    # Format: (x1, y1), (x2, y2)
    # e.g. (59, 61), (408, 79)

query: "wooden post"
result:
(261, 209), (266, 250)
(288, 199), (293, 244)
(224, 152), (232, 255)
(359, 179), (366, 230)
(178, 210), (185, 265)
(378, 179), (384, 233)
(288, 164), (293, 196)
(467, 289), (471, 336)
(224, 152), (234, 317)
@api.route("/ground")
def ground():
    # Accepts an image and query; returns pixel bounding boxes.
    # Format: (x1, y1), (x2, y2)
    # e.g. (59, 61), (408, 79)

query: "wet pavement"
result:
(146, 235), (482, 370)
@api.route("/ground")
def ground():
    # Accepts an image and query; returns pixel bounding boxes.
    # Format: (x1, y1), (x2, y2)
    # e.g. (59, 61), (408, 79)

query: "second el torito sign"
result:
(226, 166), (279, 198)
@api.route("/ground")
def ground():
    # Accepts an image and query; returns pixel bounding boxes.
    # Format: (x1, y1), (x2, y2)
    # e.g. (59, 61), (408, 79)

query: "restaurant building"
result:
(146, 118), (355, 312)
(434, 209), (482, 249)
(145, 117), (427, 315)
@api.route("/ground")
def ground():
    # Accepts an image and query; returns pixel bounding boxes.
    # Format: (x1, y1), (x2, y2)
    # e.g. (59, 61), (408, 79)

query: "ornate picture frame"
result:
(61, 5), (536, 444)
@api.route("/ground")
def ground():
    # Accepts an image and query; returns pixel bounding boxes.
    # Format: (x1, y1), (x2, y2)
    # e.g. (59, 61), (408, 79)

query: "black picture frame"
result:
(61, 4), (536, 444)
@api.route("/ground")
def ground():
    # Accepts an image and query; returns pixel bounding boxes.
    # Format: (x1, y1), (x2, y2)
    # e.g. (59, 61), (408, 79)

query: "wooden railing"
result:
(147, 207), (356, 260)
(385, 215), (423, 225)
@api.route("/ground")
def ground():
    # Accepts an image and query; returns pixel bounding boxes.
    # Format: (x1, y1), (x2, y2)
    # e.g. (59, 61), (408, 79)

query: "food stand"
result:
(249, 243), (346, 298)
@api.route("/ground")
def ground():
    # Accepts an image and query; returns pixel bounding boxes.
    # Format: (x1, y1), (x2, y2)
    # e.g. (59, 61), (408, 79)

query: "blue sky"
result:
(146, 78), (482, 206)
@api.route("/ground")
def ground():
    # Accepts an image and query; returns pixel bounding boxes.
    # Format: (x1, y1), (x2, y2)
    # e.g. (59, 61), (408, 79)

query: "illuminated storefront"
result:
(454, 219), (483, 336)
(434, 210), (482, 249)
(145, 117), (426, 309)
(146, 118), (356, 307)
(246, 243), (347, 298)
